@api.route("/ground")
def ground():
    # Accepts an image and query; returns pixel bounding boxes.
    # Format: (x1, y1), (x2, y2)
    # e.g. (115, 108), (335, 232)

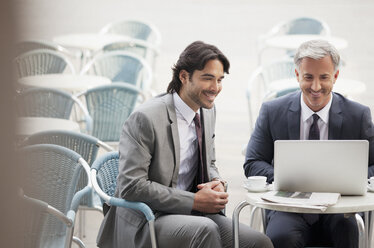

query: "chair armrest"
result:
(70, 158), (92, 211)
(91, 169), (155, 222)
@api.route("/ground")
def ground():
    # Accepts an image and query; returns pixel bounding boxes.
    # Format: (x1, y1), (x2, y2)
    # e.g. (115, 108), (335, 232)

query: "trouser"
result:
(266, 210), (358, 248)
(154, 213), (274, 248)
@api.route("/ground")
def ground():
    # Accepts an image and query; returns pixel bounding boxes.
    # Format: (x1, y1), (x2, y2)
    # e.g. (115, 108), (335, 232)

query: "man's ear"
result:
(295, 68), (300, 82)
(179, 70), (189, 85)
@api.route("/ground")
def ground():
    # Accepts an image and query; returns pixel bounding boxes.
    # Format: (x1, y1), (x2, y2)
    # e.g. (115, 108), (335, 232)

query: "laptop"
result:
(273, 140), (369, 195)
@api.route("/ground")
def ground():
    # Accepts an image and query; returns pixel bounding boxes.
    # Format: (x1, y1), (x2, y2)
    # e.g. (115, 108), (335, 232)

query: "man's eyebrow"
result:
(200, 73), (225, 79)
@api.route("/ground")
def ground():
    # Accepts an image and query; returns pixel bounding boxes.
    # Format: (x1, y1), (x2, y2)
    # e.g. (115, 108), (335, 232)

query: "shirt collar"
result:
(300, 92), (333, 124)
(173, 92), (199, 125)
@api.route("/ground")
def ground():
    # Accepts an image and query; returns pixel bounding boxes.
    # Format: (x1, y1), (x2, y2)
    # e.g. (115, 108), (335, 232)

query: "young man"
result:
(244, 39), (374, 248)
(97, 41), (273, 248)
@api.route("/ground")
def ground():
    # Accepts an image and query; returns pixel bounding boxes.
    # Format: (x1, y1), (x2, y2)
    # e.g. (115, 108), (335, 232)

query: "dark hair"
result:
(167, 41), (230, 93)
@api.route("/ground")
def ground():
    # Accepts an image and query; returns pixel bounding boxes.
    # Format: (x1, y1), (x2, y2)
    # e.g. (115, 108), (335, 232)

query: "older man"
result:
(244, 40), (374, 248)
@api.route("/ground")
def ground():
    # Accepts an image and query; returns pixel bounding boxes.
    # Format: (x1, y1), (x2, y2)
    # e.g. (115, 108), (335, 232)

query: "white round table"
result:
(233, 191), (374, 248)
(53, 33), (130, 51)
(268, 77), (366, 98)
(17, 74), (111, 93)
(265, 35), (348, 51)
(16, 117), (80, 137)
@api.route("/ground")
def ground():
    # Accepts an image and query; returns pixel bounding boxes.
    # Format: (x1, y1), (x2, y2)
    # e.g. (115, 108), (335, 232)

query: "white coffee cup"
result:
(245, 176), (267, 189)
(368, 177), (374, 190)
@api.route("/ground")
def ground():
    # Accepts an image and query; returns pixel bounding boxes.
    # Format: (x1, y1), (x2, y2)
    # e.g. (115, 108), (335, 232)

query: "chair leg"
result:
(355, 213), (366, 248)
(232, 200), (251, 248)
(149, 220), (157, 248)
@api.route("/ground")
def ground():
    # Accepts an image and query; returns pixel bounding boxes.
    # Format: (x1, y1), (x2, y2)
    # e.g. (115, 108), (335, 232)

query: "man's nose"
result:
(311, 79), (322, 91)
(209, 80), (220, 92)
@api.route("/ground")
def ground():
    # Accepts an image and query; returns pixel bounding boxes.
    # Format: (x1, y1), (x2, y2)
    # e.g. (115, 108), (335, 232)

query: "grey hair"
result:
(294, 39), (340, 72)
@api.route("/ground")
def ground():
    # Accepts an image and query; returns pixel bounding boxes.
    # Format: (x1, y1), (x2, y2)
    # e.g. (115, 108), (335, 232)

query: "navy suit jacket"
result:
(244, 91), (374, 182)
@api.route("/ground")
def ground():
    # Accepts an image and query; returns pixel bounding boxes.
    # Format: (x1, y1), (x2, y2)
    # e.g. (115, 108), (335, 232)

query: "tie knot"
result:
(193, 113), (201, 128)
(312, 114), (319, 123)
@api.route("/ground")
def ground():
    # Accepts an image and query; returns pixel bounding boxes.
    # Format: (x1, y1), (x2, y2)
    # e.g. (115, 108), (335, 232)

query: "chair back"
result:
(79, 83), (141, 142)
(91, 151), (119, 205)
(282, 17), (331, 35)
(247, 59), (296, 131)
(18, 144), (86, 247)
(260, 59), (296, 87)
(13, 49), (75, 78)
(23, 130), (100, 207)
(81, 50), (152, 91)
(100, 19), (162, 47)
(16, 87), (75, 119)
(15, 39), (77, 59)
(102, 39), (159, 71)
(22, 195), (49, 248)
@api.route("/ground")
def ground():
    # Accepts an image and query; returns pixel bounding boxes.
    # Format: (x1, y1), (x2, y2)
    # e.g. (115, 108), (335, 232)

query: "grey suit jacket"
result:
(244, 91), (374, 182)
(97, 93), (221, 248)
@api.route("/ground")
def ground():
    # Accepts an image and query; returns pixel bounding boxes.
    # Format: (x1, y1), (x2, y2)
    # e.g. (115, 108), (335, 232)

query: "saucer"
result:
(243, 184), (269, 192)
(367, 185), (374, 192)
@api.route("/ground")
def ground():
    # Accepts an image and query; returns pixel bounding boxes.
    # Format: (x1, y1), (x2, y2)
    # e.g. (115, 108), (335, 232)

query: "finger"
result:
(216, 192), (229, 199)
(197, 183), (206, 189)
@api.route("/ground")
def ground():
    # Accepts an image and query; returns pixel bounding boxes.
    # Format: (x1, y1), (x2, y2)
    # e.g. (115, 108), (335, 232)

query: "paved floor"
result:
(15, 0), (374, 247)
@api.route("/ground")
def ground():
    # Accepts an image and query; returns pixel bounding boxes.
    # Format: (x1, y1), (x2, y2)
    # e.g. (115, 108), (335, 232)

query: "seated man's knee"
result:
(267, 229), (304, 248)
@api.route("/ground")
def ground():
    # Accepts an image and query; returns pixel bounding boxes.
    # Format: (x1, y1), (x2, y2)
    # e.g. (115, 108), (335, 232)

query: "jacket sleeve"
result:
(243, 103), (275, 183)
(362, 107), (374, 177)
(117, 111), (195, 215)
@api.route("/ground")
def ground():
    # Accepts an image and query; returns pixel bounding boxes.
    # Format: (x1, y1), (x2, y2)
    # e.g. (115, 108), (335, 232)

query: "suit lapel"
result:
(164, 94), (180, 187)
(288, 92), (301, 139)
(328, 93), (343, 139)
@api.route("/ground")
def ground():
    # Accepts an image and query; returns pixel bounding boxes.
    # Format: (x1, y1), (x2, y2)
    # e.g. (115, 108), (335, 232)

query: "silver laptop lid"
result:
(274, 140), (369, 195)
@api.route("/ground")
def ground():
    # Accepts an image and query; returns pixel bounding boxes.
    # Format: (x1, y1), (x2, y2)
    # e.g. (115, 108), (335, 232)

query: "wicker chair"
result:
(91, 151), (157, 248)
(13, 49), (75, 78)
(15, 87), (92, 133)
(246, 59), (295, 131)
(22, 130), (114, 238)
(100, 19), (161, 47)
(80, 50), (152, 92)
(76, 83), (142, 143)
(18, 144), (91, 248)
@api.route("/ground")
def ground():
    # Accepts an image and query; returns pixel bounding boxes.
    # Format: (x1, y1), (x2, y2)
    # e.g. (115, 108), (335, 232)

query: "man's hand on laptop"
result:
(193, 181), (228, 213)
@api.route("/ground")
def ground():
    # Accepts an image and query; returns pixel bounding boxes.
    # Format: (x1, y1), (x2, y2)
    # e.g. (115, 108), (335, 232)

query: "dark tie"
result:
(308, 114), (320, 140)
(303, 113), (320, 224)
(193, 113), (207, 185)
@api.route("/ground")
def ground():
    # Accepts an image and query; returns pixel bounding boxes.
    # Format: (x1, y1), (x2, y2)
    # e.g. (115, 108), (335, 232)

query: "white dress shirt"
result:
(173, 93), (200, 191)
(300, 93), (333, 140)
